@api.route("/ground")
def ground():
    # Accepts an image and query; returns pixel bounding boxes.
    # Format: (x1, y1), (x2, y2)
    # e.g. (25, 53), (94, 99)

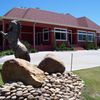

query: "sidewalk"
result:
(0, 50), (100, 71)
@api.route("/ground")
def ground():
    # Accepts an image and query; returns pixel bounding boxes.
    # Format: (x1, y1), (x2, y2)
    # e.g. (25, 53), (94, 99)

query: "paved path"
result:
(0, 50), (100, 71)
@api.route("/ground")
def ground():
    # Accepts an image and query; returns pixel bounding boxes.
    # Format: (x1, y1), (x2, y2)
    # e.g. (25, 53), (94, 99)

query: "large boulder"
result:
(38, 54), (65, 74)
(2, 58), (45, 87)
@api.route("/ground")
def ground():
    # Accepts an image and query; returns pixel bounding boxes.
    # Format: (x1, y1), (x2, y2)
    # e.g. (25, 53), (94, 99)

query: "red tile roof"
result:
(4, 8), (100, 33)
(4, 8), (79, 27)
(77, 17), (100, 33)
(5, 8), (27, 19)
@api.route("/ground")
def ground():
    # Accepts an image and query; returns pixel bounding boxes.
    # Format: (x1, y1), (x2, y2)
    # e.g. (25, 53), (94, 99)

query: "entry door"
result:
(35, 32), (42, 45)
(68, 30), (72, 46)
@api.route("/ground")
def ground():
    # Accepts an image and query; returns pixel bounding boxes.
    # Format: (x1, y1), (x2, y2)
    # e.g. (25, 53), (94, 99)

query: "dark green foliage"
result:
(21, 41), (37, 53)
(0, 50), (13, 57)
(86, 42), (96, 50)
(21, 41), (32, 51)
(55, 42), (73, 51)
(30, 48), (37, 53)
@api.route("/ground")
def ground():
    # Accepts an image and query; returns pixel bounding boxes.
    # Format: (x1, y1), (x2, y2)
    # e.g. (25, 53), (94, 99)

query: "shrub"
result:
(21, 41), (37, 53)
(59, 42), (67, 51)
(21, 41), (32, 51)
(86, 42), (96, 50)
(30, 48), (37, 53)
(0, 50), (14, 57)
(55, 42), (73, 51)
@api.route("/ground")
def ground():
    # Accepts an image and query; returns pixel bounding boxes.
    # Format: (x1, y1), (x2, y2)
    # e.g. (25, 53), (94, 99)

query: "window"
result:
(98, 34), (100, 41)
(54, 28), (67, 41)
(77, 31), (87, 41)
(61, 33), (66, 40)
(43, 28), (49, 41)
(55, 32), (60, 39)
(87, 32), (94, 42)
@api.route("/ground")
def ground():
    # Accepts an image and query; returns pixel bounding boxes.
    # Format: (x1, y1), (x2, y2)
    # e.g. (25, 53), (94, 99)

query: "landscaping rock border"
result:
(0, 72), (84, 100)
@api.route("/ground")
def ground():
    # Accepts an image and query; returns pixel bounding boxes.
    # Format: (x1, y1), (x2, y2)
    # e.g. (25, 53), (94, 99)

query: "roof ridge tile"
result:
(22, 8), (31, 18)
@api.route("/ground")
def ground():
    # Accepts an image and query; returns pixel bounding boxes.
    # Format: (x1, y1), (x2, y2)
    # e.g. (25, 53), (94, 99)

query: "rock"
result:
(27, 94), (34, 100)
(16, 91), (23, 97)
(0, 72), (85, 100)
(5, 91), (11, 96)
(38, 54), (65, 74)
(11, 90), (17, 93)
(6, 95), (11, 99)
(2, 58), (45, 87)
(11, 95), (17, 100)
(0, 96), (5, 100)
(23, 92), (31, 97)
(23, 90), (28, 94)
(24, 98), (27, 100)
(43, 93), (50, 97)
(18, 96), (24, 100)
(11, 92), (16, 96)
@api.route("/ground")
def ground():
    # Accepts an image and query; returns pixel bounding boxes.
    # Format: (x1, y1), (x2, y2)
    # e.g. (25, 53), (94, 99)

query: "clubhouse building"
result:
(0, 8), (100, 51)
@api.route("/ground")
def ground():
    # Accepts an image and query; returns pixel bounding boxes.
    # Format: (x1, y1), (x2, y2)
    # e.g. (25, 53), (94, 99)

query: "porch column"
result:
(2, 20), (5, 50)
(50, 27), (55, 49)
(33, 23), (36, 49)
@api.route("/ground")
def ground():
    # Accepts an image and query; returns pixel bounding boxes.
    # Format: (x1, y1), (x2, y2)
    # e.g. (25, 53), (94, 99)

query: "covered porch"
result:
(0, 20), (80, 51)
(0, 19), (98, 51)
(20, 22), (55, 51)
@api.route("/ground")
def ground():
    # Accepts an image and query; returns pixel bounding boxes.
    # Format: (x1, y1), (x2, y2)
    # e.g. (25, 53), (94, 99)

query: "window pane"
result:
(87, 35), (94, 42)
(78, 31), (87, 41)
(61, 33), (66, 40)
(55, 32), (60, 39)
(44, 32), (49, 40)
(87, 33), (94, 42)
(78, 34), (83, 40)
(83, 35), (86, 40)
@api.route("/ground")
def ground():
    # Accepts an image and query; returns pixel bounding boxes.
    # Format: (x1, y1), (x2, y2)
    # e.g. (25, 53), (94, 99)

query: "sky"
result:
(0, 0), (100, 25)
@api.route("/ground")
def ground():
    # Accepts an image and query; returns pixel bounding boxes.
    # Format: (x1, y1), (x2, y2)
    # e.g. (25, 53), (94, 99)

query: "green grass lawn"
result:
(0, 64), (3, 85)
(74, 67), (100, 100)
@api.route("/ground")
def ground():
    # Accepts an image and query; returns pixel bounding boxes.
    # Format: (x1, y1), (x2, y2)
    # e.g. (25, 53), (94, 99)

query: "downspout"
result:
(33, 23), (36, 49)
(95, 33), (97, 48)
(71, 31), (73, 48)
(54, 28), (56, 50)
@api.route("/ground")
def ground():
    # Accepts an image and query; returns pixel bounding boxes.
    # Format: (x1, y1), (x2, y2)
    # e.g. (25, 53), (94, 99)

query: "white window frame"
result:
(54, 28), (67, 41)
(87, 31), (95, 42)
(77, 30), (87, 42)
(43, 28), (49, 41)
(68, 30), (72, 34)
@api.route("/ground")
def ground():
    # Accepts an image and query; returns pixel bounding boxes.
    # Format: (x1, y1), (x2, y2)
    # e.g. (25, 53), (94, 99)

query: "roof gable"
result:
(78, 17), (100, 33)
(5, 8), (28, 19)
